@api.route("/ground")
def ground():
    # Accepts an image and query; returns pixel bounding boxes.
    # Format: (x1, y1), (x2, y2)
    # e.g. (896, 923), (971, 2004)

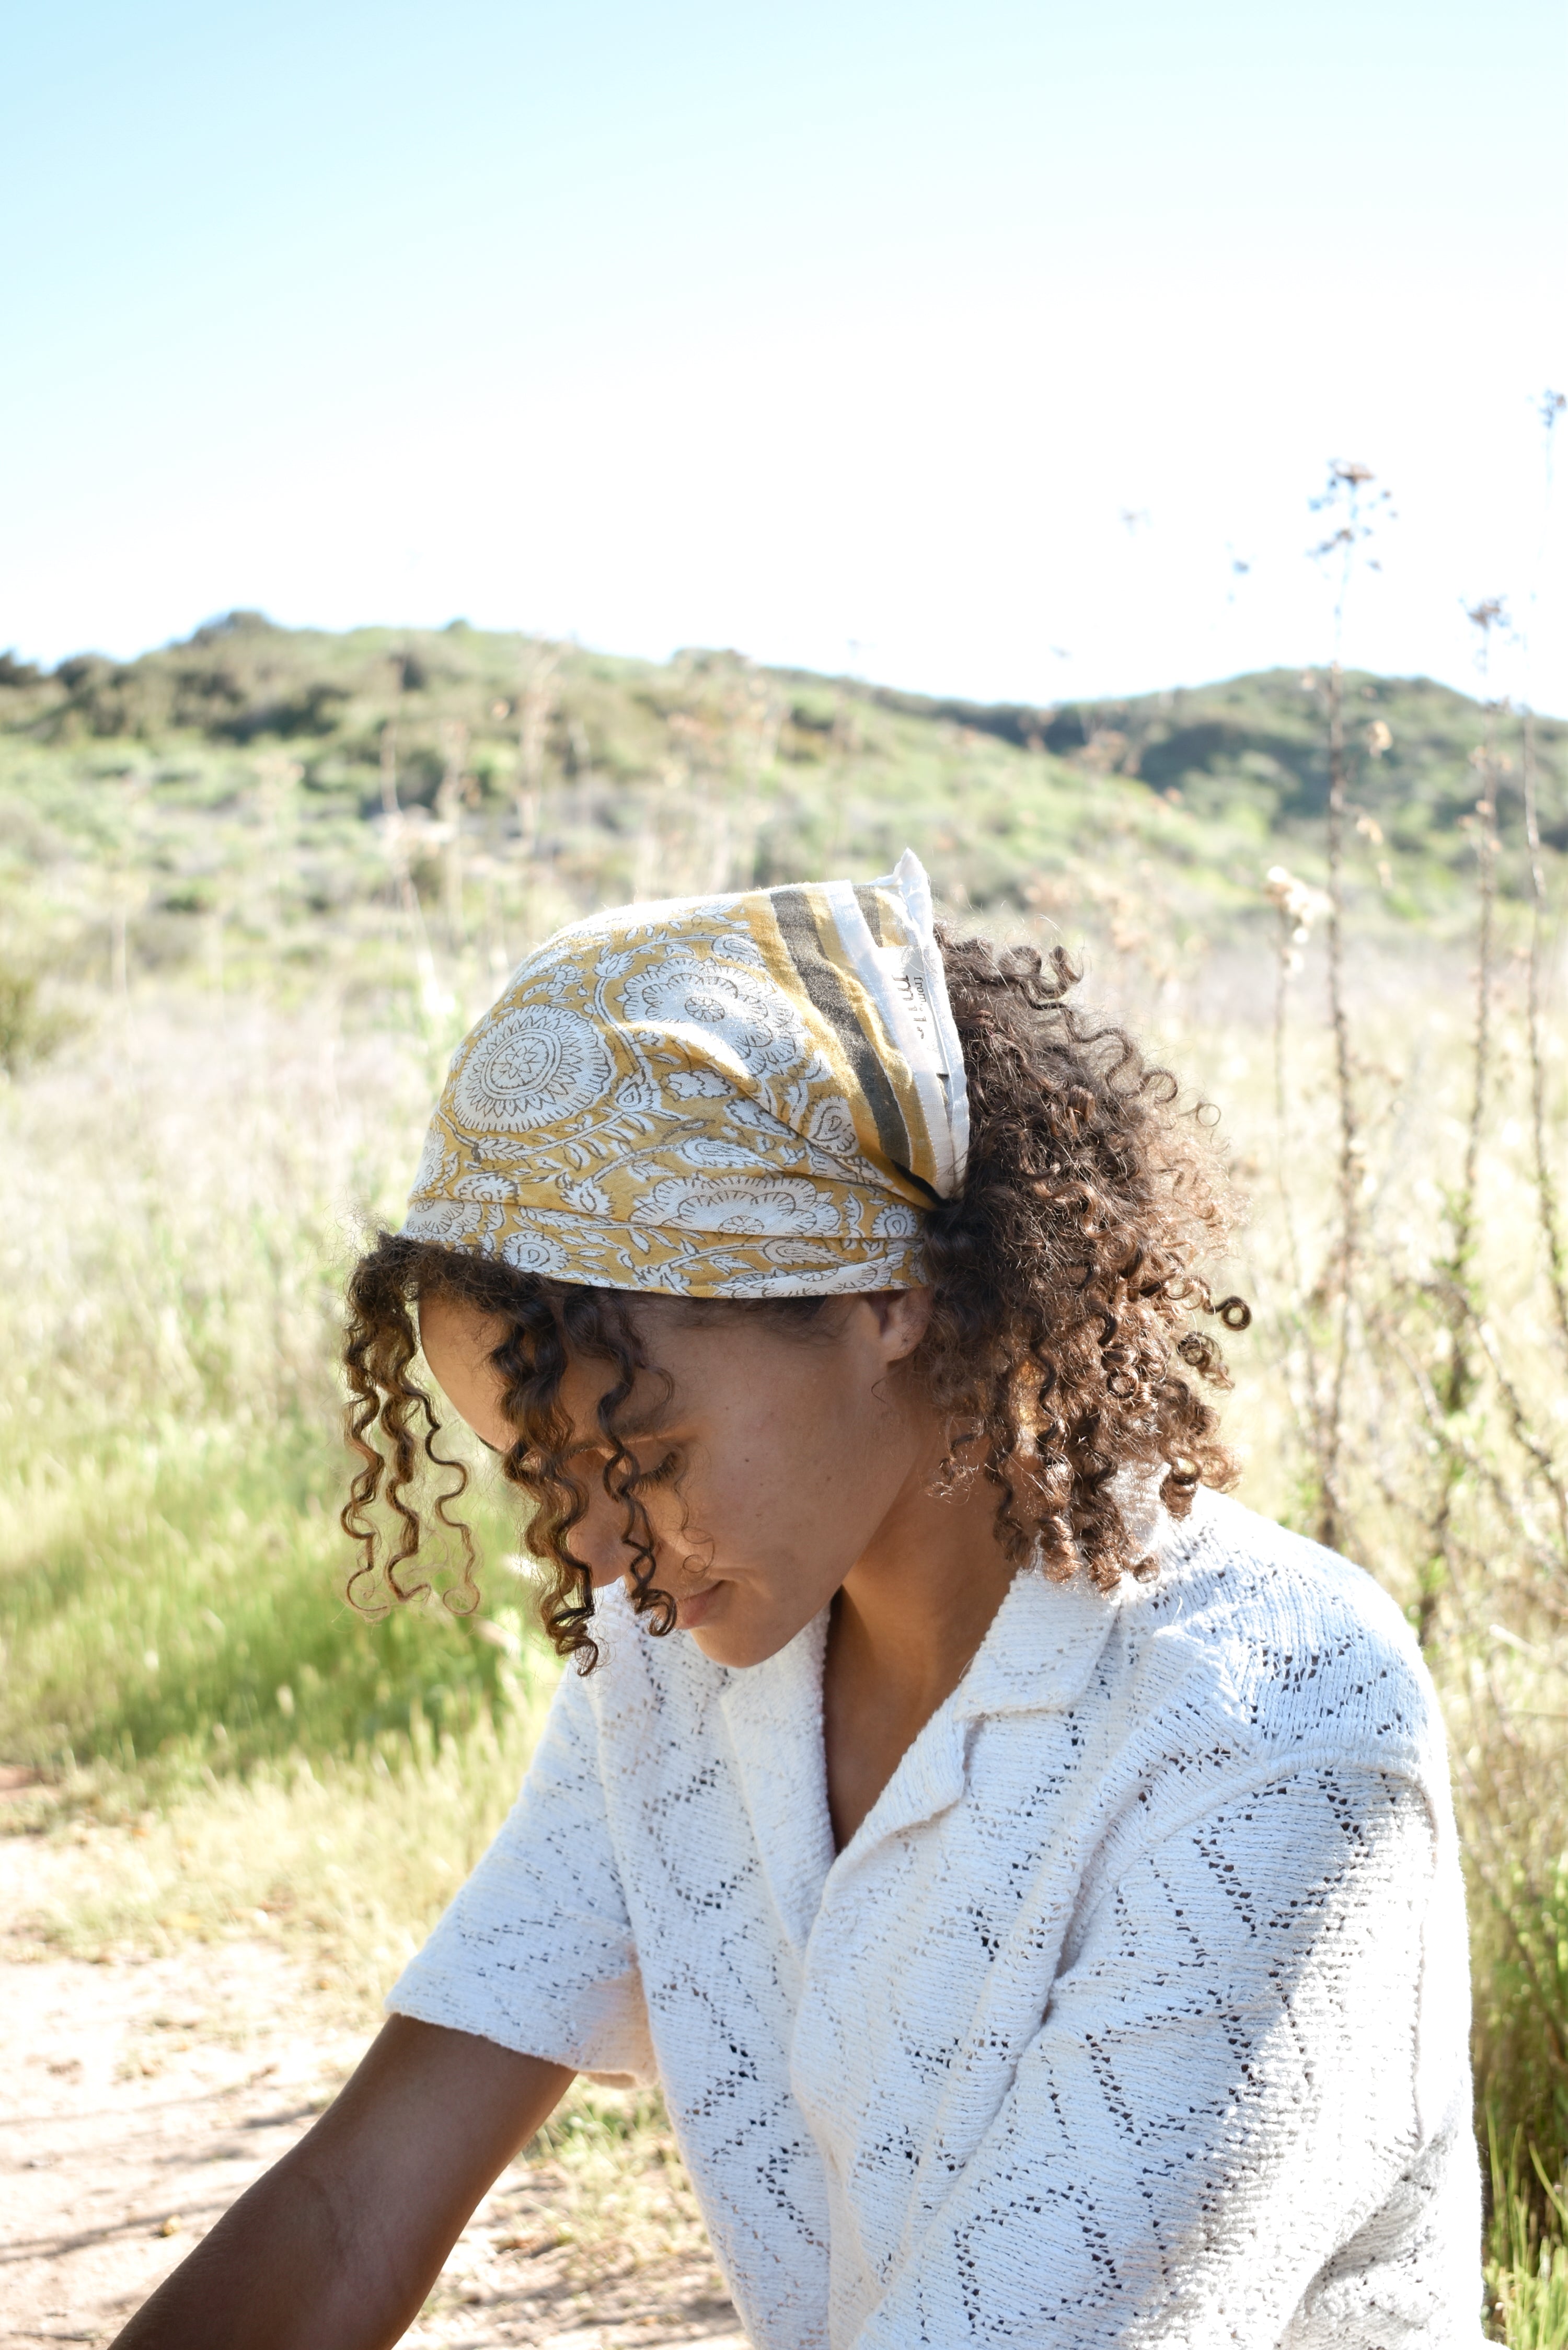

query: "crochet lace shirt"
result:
(389, 1490), (1483, 2347)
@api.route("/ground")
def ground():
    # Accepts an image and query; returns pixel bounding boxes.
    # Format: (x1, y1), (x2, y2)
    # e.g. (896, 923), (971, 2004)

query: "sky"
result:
(3, 0), (1565, 710)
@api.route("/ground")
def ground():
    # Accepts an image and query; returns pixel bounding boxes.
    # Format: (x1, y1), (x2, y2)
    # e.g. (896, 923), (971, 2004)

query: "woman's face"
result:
(418, 1287), (937, 1668)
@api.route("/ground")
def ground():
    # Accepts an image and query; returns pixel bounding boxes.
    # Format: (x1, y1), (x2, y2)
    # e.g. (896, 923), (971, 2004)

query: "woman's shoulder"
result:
(1110, 1487), (1447, 1788)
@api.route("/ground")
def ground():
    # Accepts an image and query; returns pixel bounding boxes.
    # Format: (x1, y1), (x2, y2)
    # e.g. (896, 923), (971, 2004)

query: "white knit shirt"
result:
(389, 1490), (1483, 2347)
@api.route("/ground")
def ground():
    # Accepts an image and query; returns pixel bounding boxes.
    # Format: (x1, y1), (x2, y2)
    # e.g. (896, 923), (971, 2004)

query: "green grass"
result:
(0, 1414), (534, 1786)
(1490, 2236), (1568, 2350)
(1489, 2128), (1568, 2346)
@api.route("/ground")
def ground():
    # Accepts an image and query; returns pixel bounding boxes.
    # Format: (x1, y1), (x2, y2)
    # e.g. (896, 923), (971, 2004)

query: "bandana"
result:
(402, 850), (969, 1298)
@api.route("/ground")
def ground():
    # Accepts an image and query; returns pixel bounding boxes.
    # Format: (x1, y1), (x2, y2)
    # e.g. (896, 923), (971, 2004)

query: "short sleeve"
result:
(386, 1663), (656, 2086)
(850, 1765), (1482, 2348)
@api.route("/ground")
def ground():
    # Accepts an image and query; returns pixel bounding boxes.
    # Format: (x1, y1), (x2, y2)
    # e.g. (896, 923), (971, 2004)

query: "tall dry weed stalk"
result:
(1523, 393), (1568, 1356)
(1261, 439), (1568, 2287)
(1444, 602), (1507, 1418)
(1307, 459), (1392, 1543)
(1262, 860), (1329, 1433)
(1402, 602), (1509, 1650)
(1523, 704), (1568, 1355)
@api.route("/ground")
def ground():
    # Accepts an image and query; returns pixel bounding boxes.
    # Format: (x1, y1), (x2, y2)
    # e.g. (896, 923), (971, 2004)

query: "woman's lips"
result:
(674, 1581), (722, 1630)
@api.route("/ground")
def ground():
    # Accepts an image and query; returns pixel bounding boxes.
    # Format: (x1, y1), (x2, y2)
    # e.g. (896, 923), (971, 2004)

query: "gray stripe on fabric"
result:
(768, 885), (911, 1169)
(852, 883), (891, 946)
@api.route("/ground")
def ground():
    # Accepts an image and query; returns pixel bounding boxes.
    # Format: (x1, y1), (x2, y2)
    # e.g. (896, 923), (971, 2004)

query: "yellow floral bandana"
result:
(403, 849), (969, 1297)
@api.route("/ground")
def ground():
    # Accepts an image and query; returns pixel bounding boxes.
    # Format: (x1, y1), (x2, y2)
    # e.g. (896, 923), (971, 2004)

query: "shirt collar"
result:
(718, 1609), (837, 1951)
(950, 1563), (1122, 1724)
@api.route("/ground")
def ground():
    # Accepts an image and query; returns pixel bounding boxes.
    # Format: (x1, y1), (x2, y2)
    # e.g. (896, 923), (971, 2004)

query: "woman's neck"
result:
(822, 1446), (1019, 1850)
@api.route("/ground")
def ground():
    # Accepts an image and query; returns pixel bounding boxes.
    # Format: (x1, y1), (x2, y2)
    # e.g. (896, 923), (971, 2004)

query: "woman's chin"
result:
(686, 1603), (809, 1670)
(690, 1623), (775, 1666)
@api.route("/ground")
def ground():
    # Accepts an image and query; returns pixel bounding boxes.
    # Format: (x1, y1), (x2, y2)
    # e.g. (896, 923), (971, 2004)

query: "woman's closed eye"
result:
(473, 1432), (676, 1501)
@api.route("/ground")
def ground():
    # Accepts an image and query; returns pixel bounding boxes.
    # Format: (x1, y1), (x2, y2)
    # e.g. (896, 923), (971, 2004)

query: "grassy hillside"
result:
(2, 614), (1560, 1022)
(868, 662), (1568, 872)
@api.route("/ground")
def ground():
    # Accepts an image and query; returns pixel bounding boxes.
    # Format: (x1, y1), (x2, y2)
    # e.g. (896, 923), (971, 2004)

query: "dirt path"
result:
(1, 1829), (744, 2349)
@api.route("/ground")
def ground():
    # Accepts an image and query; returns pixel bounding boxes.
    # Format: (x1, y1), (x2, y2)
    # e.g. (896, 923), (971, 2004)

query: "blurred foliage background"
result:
(4, 610), (1568, 2340)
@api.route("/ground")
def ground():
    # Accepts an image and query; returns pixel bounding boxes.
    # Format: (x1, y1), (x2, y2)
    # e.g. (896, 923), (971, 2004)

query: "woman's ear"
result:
(870, 1285), (933, 1364)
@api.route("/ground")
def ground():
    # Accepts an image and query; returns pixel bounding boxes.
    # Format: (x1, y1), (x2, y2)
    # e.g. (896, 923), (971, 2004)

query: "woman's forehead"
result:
(556, 1299), (839, 1426)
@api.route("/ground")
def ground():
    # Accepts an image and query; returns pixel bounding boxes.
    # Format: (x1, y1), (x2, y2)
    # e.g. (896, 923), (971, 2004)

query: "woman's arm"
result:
(109, 2015), (573, 2350)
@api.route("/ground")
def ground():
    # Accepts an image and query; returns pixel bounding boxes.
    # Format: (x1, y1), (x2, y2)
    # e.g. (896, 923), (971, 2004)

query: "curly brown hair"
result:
(340, 931), (1248, 1666)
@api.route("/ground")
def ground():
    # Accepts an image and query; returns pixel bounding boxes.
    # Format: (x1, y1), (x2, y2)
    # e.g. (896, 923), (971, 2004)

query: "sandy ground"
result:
(1, 1822), (745, 2349)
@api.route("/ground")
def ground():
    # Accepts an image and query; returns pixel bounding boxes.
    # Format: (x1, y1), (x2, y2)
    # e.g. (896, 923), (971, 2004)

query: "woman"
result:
(115, 854), (1482, 2347)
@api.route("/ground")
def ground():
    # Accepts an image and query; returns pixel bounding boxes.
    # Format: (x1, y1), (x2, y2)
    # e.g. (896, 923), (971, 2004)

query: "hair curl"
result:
(340, 931), (1248, 1666)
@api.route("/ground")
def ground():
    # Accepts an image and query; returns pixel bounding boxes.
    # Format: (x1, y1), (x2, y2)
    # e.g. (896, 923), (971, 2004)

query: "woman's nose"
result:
(575, 1494), (658, 1587)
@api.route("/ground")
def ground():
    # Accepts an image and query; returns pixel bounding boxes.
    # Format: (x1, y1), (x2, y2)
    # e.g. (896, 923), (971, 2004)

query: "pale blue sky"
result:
(3, 0), (1565, 706)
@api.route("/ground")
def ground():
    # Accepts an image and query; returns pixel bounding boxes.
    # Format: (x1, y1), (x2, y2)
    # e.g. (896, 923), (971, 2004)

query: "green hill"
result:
(1, 612), (1558, 1003)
